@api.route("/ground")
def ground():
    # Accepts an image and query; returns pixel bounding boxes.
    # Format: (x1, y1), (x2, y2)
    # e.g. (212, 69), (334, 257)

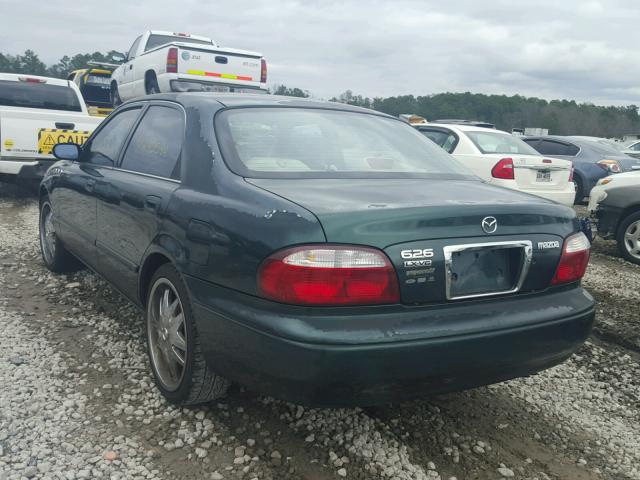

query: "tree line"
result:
(2, 49), (638, 138)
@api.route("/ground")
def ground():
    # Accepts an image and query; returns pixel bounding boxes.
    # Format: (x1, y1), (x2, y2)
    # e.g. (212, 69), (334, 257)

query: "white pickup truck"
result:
(110, 31), (267, 104)
(0, 73), (102, 184)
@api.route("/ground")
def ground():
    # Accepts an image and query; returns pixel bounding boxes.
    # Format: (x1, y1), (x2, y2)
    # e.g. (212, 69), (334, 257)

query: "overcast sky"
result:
(2, 0), (638, 105)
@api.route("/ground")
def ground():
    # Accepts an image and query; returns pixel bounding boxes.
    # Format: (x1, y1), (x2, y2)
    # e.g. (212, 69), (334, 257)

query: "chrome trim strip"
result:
(443, 240), (533, 301)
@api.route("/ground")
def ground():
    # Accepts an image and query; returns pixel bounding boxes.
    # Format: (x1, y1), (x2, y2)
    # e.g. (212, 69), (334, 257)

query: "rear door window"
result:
(418, 128), (458, 153)
(86, 107), (142, 166)
(536, 140), (579, 156)
(119, 105), (184, 179)
(0, 80), (82, 112)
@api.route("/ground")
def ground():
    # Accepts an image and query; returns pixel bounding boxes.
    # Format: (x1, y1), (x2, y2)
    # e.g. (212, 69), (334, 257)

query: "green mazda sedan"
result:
(39, 94), (595, 406)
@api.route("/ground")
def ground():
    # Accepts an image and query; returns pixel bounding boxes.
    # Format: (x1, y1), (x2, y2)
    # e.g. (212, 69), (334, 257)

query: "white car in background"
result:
(416, 123), (575, 206)
(588, 170), (640, 212)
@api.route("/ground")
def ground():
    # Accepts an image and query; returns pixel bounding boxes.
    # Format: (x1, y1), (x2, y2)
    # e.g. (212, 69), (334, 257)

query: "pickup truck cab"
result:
(110, 31), (267, 104)
(0, 73), (102, 185)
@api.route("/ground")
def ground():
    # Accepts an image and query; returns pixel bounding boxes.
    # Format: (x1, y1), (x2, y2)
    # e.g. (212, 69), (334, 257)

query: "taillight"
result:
(19, 77), (46, 83)
(569, 165), (574, 182)
(551, 232), (590, 285)
(167, 48), (178, 74)
(597, 159), (621, 173)
(260, 59), (267, 84)
(258, 245), (400, 306)
(491, 158), (515, 180)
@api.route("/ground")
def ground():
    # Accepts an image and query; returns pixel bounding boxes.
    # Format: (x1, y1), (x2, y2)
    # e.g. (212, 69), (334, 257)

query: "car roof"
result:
(123, 93), (395, 117)
(0, 73), (71, 87)
(420, 123), (510, 135)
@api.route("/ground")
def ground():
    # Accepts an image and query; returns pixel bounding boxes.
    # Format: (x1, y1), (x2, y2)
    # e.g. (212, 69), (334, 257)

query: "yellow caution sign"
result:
(37, 128), (92, 155)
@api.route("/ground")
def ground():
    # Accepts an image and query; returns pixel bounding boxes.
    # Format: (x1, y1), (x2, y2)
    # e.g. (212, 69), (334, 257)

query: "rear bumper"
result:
(0, 159), (55, 181)
(523, 189), (575, 206)
(186, 278), (595, 406)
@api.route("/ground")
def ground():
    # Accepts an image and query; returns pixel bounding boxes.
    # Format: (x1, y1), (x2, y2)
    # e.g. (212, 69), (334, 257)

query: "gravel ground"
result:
(0, 183), (639, 480)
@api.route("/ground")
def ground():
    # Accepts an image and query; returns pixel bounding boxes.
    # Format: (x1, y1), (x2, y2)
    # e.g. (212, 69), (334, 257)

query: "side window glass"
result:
(119, 105), (184, 179)
(86, 108), (141, 166)
(420, 129), (456, 153)
(538, 140), (574, 156)
(128, 36), (142, 61)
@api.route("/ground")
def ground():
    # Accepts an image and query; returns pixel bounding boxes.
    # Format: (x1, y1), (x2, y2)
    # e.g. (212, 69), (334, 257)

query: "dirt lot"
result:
(1, 183), (639, 480)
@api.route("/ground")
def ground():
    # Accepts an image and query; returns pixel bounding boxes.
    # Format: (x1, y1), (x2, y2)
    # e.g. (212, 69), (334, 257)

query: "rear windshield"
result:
(145, 34), (212, 51)
(466, 131), (539, 155)
(0, 80), (82, 112)
(215, 107), (475, 179)
(86, 73), (111, 86)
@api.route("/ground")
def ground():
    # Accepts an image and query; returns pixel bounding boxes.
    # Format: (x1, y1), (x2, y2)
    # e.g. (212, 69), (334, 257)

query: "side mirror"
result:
(52, 143), (81, 161)
(111, 52), (126, 63)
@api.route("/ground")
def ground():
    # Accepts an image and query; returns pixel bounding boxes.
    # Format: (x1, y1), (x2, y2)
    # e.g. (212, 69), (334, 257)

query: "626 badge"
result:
(401, 248), (434, 267)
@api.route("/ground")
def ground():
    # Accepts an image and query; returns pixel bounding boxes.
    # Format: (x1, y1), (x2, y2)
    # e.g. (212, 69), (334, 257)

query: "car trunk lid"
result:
(247, 178), (575, 304)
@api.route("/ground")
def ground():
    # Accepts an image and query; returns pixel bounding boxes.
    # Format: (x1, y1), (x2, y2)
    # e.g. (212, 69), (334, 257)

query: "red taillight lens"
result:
(167, 47), (178, 74)
(551, 232), (590, 285)
(260, 59), (267, 83)
(491, 158), (515, 180)
(569, 165), (574, 182)
(258, 245), (400, 306)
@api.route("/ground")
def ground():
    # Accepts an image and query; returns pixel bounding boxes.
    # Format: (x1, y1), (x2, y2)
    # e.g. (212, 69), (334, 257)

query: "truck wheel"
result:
(146, 76), (160, 95)
(39, 197), (82, 273)
(145, 263), (229, 405)
(616, 211), (640, 265)
(111, 84), (122, 106)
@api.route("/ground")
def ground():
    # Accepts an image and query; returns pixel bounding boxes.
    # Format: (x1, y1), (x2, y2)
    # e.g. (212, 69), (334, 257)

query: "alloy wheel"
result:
(40, 204), (56, 264)
(623, 220), (640, 260)
(147, 278), (187, 391)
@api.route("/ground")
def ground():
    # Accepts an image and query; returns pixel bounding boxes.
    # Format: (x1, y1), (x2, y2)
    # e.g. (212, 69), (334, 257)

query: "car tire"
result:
(111, 84), (122, 106)
(616, 210), (640, 265)
(39, 197), (82, 273)
(145, 263), (229, 405)
(146, 76), (160, 95)
(573, 175), (584, 204)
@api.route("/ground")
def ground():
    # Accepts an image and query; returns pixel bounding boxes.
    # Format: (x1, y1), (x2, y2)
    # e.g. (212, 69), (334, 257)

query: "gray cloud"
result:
(1, 0), (638, 104)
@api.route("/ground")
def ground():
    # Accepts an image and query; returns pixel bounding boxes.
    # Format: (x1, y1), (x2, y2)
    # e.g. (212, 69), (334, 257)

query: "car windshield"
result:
(466, 131), (540, 155)
(0, 80), (82, 112)
(216, 107), (475, 179)
(145, 34), (212, 51)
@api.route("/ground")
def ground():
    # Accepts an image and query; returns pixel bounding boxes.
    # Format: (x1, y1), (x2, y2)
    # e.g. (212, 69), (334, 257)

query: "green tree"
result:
(271, 84), (310, 98)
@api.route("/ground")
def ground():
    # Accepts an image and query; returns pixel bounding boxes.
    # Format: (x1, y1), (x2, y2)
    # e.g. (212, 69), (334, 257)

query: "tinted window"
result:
(465, 131), (539, 155)
(536, 140), (579, 156)
(418, 129), (458, 153)
(145, 34), (212, 51)
(120, 106), (183, 179)
(127, 36), (142, 60)
(86, 108), (141, 166)
(0, 80), (82, 112)
(632, 143), (640, 151)
(216, 108), (473, 180)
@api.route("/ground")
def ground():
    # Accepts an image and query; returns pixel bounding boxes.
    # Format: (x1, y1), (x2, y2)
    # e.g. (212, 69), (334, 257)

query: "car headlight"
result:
(597, 177), (614, 186)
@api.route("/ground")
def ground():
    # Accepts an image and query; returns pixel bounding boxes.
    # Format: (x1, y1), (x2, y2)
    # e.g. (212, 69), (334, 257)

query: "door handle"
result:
(129, 64), (133, 70)
(144, 195), (162, 212)
(55, 122), (75, 130)
(85, 179), (96, 192)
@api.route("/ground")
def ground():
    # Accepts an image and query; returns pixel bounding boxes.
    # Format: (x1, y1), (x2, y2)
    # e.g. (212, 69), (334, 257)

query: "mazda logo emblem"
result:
(481, 216), (498, 234)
